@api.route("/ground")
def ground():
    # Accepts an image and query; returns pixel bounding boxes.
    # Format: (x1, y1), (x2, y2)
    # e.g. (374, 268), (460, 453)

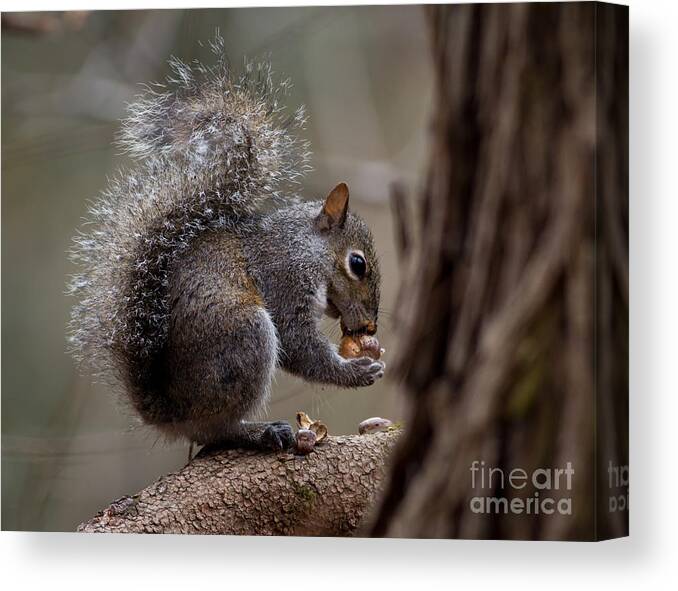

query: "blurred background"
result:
(1, 6), (432, 531)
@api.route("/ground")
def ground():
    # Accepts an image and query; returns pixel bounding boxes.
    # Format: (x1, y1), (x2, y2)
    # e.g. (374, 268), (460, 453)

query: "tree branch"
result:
(78, 431), (398, 535)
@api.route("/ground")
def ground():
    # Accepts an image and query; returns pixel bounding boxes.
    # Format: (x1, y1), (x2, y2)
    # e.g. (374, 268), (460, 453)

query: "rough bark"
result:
(79, 431), (398, 535)
(372, 3), (628, 541)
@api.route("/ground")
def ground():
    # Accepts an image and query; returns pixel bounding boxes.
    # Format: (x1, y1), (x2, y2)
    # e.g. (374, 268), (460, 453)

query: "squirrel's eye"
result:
(348, 253), (367, 279)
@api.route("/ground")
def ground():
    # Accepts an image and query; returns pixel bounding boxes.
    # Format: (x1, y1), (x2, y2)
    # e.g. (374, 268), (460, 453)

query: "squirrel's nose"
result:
(363, 321), (377, 335)
(342, 320), (377, 336)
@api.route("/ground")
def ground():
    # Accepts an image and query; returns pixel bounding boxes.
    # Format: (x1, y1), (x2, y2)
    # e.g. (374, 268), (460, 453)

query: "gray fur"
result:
(243, 202), (383, 387)
(68, 39), (382, 449)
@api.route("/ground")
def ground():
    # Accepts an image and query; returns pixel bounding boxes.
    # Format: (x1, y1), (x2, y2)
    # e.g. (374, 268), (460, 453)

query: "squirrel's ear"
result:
(316, 183), (349, 231)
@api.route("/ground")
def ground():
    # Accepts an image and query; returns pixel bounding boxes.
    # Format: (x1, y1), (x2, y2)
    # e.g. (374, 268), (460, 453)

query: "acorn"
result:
(358, 417), (394, 435)
(339, 334), (382, 360)
(295, 429), (317, 455)
(296, 411), (328, 444)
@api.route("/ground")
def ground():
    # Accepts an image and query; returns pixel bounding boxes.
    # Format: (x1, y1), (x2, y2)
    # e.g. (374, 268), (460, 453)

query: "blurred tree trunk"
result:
(373, 2), (628, 540)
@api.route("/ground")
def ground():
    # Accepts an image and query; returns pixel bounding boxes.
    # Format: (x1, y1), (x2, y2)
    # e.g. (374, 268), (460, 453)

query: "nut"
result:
(358, 417), (393, 435)
(339, 334), (382, 360)
(309, 420), (328, 443)
(296, 411), (313, 430)
(295, 429), (317, 455)
(296, 411), (328, 443)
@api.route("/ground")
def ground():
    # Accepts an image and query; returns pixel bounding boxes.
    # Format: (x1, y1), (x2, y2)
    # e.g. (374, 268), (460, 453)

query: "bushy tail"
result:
(67, 37), (310, 395)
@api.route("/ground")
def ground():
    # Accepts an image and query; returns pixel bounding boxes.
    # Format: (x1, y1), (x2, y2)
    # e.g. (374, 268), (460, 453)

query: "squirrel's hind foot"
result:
(197, 420), (294, 454)
(260, 421), (295, 451)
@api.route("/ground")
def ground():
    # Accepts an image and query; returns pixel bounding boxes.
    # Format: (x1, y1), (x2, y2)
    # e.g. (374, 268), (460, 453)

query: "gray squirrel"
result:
(67, 39), (384, 451)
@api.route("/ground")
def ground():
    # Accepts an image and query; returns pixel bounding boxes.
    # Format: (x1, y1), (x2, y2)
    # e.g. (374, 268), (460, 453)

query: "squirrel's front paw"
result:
(344, 357), (385, 387)
(261, 421), (295, 451)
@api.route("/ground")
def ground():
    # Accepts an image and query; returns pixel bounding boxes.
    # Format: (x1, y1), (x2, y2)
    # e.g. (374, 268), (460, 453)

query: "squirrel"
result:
(67, 38), (384, 451)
